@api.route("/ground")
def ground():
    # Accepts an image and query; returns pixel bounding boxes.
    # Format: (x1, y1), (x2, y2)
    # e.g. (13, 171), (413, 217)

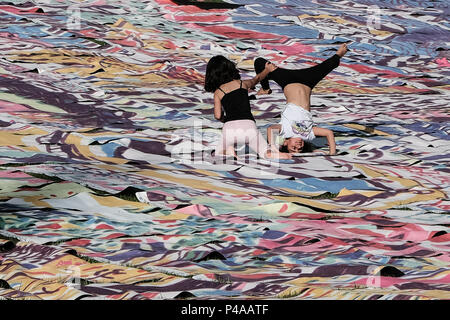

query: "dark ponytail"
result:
(204, 55), (240, 92)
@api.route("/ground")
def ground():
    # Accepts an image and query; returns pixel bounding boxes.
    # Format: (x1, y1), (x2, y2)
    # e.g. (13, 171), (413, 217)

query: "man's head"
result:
(282, 137), (304, 153)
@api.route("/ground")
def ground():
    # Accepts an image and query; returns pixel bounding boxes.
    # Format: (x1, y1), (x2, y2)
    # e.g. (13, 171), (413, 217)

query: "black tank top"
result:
(219, 80), (255, 123)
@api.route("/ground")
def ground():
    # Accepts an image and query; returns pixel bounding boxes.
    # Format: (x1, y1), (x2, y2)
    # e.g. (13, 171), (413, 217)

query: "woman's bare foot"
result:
(225, 146), (237, 157)
(336, 43), (349, 57)
(215, 147), (237, 158)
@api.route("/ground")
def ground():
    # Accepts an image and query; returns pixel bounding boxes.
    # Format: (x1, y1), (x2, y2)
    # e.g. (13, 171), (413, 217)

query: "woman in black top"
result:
(204, 55), (291, 160)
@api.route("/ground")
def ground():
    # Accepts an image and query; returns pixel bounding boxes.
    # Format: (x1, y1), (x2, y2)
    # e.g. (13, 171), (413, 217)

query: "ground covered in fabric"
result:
(0, 0), (449, 300)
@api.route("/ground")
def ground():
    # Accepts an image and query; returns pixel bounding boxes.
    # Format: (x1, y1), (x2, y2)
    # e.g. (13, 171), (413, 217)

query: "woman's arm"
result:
(312, 127), (336, 155)
(254, 57), (272, 93)
(213, 91), (225, 122)
(242, 62), (276, 90)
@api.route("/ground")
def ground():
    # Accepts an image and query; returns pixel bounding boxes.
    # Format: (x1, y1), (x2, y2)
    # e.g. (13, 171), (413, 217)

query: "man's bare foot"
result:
(256, 88), (272, 95)
(336, 43), (349, 58)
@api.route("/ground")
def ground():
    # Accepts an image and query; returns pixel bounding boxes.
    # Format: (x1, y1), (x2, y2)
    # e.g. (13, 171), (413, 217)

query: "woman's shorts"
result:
(215, 119), (270, 158)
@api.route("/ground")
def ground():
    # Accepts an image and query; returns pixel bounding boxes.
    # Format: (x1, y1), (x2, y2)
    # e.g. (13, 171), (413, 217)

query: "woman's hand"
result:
(245, 61), (276, 91)
(265, 61), (277, 72)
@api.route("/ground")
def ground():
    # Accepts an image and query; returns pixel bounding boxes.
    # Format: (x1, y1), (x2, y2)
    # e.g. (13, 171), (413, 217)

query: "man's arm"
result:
(313, 127), (336, 155)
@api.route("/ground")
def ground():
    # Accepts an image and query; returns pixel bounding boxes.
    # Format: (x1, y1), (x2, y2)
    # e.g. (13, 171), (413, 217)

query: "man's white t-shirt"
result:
(278, 103), (316, 144)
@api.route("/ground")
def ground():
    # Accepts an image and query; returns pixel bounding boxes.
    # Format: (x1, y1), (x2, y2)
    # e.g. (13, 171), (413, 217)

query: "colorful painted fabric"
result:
(0, 0), (449, 300)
